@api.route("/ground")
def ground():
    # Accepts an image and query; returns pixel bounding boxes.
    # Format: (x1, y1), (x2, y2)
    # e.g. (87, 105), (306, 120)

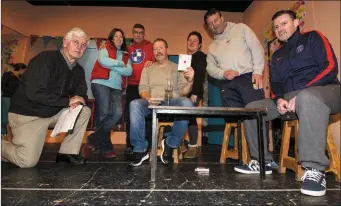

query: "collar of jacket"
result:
(281, 29), (301, 48)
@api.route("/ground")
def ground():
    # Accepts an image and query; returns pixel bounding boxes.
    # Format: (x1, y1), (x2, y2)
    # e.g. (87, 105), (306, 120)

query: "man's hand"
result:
(277, 98), (288, 115)
(287, 96), (296, 112)
(223, 70), (239, 80)
(99, 42), (106, 50)
(148, 98), (162, 106)
(69, 102), (81, 112)
(69, 95), (85, 108)
(183, 67), (194, 82)
(252, 74), (263, 89)
(190, 95), (197, 104)
(144, 61), (153, 68)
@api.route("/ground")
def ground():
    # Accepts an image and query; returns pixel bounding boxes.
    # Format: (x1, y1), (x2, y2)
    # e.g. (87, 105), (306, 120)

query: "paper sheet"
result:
(51, 105), (83, 137)
(178, 54), (192, 71)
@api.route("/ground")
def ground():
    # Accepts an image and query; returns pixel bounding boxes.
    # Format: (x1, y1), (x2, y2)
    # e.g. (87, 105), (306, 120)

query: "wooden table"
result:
(148, 106), (267, 183)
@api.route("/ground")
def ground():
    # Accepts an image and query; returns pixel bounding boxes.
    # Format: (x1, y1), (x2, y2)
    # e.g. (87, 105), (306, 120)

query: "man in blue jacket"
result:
(234, 10), (340, 197)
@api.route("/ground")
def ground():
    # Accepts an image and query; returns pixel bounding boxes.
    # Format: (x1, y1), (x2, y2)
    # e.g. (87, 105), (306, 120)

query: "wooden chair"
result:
(156, 100), (204, 163)
(156, 122), (179, 163)
(279, 114), (340, 182)
(220, 121), (250, 165)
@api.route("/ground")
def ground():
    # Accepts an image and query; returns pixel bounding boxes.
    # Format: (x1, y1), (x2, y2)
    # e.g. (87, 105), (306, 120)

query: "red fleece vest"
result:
(90, 40), (130, 89)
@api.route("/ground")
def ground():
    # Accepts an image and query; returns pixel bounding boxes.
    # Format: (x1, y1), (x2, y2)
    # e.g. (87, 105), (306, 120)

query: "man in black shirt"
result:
(1, 27), (91, 168)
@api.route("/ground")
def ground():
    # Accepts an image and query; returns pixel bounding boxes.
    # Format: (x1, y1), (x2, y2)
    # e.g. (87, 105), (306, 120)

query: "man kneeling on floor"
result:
(234, 10), (340, 197)
(129, 38), (195, 167)
(1, 27), (91, 168)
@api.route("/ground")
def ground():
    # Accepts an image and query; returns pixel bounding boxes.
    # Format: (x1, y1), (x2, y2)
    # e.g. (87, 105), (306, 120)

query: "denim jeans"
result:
(88, 83), (123, 153)
(129, 97), (193, 152)
(124, 85), (152, 149)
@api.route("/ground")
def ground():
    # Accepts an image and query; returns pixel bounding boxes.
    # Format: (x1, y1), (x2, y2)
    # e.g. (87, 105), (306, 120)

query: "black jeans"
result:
(220, 72), (264, 108)
(220, 72), (264, 122)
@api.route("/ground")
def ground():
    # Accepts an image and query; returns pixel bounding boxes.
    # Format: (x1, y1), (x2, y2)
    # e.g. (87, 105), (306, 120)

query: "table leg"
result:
(237, 120), (242, 165)
(257, 113), (266, 180)
(151, 110), (158, 182)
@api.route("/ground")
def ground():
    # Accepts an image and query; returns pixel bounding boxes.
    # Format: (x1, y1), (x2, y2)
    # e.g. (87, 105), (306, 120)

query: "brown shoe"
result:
(183, 147), (198, 159)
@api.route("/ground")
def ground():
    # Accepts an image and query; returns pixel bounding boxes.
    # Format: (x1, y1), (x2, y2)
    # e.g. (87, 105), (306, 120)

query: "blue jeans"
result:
(129, 97), (193, 152)
(89, 83), (123, 153)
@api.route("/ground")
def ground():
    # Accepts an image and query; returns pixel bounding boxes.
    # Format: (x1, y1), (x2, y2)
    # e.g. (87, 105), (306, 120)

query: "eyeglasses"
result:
(274, 21), (288, 30)
(71, 40), (87, 50)
(133, 31), (145, 35)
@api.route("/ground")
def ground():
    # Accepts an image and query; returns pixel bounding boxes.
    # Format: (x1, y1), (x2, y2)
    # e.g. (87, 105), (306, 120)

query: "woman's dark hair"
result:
(187, 31), (203, 50)
(108, 28), (127, 51)
(12, 63), (27, 71)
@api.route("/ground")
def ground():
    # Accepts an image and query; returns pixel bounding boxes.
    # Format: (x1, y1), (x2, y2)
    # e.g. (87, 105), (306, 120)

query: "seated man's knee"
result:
(296, 89), (322, 108)
(129, 99), (144, 111)
(245, 100), (265, 109)
(179, 97), (193, 107)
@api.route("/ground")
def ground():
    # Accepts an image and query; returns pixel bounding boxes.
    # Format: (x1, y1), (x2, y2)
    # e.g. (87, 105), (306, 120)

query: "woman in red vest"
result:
(82, 28), (132, 158)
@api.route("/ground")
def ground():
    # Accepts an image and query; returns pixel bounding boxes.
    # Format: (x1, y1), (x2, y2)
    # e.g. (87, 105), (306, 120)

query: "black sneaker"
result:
(301, 168), (326, 196)
(129, 151), (149, 167)
(234, 160), (272, 174)
(161, 139), (173, 164)
(124, 147), (133, 156)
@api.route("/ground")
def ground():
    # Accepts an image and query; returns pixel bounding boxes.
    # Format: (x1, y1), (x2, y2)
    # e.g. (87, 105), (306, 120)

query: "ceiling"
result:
(26, 1), (253, 12)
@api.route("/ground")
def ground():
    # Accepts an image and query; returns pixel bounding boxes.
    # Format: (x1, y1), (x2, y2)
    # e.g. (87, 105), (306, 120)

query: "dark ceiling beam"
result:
(26, 1), (253, 12)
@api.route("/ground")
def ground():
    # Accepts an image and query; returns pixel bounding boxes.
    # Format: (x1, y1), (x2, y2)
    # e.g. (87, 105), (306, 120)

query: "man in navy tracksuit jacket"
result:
(234, 10), (340, 197)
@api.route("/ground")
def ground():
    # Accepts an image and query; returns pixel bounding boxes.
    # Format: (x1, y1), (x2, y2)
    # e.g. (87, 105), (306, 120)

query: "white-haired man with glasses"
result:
(1, 27), (91, 168)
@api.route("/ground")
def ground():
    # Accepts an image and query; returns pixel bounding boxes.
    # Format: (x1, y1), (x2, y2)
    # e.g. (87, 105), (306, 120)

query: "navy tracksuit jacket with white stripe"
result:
(270, 30), (340, 103)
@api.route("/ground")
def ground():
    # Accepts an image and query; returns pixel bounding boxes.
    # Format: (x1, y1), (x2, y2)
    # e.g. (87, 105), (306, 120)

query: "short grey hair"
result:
(64, 27), (90, 42)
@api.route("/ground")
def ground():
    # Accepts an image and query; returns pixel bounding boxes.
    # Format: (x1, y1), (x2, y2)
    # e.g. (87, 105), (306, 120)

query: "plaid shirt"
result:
(60, 49), (76, 70)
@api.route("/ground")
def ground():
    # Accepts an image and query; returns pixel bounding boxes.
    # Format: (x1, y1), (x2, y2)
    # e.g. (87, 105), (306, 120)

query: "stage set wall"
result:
(2, 1), (340, 150)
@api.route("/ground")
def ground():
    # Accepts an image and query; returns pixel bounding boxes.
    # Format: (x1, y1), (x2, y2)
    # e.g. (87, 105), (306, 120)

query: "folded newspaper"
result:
(51, 105), (83, 137)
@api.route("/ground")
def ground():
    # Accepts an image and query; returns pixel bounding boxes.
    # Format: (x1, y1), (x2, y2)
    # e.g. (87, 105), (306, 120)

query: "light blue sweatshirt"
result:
(91, 48), (132, 90)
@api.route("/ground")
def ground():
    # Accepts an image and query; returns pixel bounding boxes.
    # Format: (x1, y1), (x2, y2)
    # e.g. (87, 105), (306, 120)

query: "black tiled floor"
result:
(1, 144), (341, 205)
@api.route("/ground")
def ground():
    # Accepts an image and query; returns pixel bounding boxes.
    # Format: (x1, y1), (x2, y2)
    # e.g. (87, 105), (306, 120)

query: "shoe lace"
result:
(301, 169), (323, 183)
(248, 160), (259, 167)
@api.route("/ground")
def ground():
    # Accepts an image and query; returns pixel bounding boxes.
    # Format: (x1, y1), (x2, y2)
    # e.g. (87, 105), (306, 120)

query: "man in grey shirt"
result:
(205, 8), (265, 109)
